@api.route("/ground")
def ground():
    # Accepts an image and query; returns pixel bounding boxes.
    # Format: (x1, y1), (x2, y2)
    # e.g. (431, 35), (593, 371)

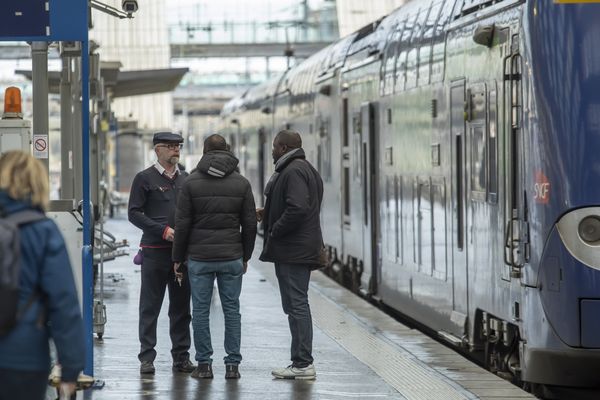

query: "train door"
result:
(360, 102), (380, 295)
(450, 80), (469, 334)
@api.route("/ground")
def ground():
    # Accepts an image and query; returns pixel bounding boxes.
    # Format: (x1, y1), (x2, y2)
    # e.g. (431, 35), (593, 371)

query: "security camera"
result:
(121, 0), (138, 16)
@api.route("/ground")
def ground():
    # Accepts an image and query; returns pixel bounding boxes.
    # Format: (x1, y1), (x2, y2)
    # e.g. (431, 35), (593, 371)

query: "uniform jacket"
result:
(259, 148), (324, 265)
(128, 166), (188, 247)
(0, 191), (85, 382)
(172, 150), (257, 263)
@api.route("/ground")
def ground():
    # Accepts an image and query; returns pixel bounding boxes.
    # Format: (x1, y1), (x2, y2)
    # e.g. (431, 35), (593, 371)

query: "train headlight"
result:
(557, 208), (600, 272)
(578, 216), (600, 244)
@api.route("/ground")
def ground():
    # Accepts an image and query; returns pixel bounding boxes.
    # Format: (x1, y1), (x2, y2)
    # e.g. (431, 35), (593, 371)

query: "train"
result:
(216, 0), (600, 397)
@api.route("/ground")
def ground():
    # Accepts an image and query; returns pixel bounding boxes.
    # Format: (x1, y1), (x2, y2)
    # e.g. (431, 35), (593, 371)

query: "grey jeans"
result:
(274, 263), (313, 368)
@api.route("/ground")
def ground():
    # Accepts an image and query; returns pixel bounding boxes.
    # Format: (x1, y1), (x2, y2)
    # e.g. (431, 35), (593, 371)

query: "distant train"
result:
(217, 0), (600, 396)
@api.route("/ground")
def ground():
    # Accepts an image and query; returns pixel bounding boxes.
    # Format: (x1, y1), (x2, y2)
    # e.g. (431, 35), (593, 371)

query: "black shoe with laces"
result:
(140, 361), (155, 375)
(225, 364), (241, 379)
(191, 363), (214, 379)
(172, 359), (195, 373)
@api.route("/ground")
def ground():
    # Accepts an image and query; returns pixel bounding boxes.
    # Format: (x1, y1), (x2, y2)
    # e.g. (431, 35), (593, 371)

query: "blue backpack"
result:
(0, 209), (46, 336)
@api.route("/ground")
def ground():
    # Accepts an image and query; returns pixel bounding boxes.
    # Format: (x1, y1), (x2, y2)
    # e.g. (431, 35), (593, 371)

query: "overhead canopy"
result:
(16, 67), (189, 98)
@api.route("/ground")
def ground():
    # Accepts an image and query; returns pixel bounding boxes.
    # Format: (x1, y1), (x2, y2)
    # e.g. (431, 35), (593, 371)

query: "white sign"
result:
(33, 134), (48, 159)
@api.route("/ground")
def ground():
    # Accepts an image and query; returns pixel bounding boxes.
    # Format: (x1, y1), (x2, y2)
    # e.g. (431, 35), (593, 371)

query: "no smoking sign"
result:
(33, 134), (48, 159)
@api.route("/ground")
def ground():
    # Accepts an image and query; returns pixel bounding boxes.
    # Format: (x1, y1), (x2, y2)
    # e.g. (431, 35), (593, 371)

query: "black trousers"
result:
(275, 263), (314, 368)
(138, 247), (191, 363)
(0, 368), (49, 400)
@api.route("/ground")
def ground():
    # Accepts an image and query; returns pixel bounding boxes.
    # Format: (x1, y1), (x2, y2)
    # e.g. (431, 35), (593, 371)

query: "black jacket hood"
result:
(197, 150), (239, 178)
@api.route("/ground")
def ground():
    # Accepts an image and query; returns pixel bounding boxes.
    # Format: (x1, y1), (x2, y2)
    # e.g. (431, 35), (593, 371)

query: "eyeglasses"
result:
(156, 143), (183, 150)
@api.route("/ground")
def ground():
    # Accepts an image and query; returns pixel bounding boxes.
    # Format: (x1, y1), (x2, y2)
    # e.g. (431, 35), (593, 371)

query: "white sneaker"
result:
(271, 364), (316, 380)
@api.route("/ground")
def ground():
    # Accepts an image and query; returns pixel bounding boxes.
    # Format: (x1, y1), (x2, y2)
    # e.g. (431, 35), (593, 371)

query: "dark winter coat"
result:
(0, 191), (85, 382)
(172, 150), (257, 263)
(128, 166), (188, 247)
(259, 148), (324, 265)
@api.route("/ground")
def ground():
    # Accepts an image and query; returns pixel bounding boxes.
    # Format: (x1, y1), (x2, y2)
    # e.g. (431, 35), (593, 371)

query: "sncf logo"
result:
(534, 171), (550, 204)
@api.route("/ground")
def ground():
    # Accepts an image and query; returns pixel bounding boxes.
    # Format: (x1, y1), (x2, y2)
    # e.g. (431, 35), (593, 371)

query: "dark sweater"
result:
(128, 165), (188, 247)
(172, 151), (257, 263)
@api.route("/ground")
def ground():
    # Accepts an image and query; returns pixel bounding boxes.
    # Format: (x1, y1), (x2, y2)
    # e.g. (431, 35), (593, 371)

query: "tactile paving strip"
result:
(309, 290), (477, 400)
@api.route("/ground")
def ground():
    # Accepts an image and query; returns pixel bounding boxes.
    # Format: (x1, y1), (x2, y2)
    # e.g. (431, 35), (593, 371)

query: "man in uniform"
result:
(128, 132), (194, 375)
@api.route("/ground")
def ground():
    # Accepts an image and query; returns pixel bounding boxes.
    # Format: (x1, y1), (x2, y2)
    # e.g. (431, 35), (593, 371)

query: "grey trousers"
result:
(274, 263), (314, 368)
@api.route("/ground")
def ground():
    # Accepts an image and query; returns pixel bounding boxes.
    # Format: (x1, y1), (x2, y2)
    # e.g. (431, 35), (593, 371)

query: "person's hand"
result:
(243, 261), (248, 274)
(58, 382), (76, 399)
(174, 262), (183, 286)
(165, 227), (175, 242)
(256, 208), (264, 222)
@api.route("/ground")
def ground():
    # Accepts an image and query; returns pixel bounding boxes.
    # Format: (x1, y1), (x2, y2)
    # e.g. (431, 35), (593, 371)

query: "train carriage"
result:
(218, 0), (600, 395)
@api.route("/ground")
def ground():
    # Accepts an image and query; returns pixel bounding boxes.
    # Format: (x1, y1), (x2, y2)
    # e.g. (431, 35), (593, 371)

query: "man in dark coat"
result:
(172, 134), (257, 380)
(128, 132), (193, 375)
(258, 129), (323, 380)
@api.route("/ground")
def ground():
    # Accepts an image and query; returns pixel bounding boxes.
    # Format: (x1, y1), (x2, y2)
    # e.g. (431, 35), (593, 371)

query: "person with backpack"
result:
(0, 150), (85, 400)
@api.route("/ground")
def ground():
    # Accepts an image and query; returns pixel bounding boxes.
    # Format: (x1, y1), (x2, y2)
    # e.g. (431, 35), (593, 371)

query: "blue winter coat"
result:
(0, 191), (85, 382)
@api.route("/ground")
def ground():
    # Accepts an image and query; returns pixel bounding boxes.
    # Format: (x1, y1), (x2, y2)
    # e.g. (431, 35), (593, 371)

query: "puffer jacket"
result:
(0, 191), (85, 381)
(172, 150), (257, 262)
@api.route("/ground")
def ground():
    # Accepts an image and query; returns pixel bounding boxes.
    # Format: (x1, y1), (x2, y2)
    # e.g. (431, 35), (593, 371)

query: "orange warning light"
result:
(3, 87), (23, 118)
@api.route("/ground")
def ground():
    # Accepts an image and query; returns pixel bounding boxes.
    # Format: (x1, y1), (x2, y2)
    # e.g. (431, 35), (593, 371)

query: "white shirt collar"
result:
(154, 162), (180, 177)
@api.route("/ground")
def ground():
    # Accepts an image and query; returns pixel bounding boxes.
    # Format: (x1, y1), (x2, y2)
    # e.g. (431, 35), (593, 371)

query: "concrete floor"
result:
(60, 216), (534, 400)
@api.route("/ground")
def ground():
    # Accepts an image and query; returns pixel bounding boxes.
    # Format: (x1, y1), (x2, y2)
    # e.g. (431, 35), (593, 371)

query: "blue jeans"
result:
(188, 258), (244, 365)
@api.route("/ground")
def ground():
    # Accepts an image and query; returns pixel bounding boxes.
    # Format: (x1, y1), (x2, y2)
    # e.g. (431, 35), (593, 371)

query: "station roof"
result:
(15, 67), (188, 98)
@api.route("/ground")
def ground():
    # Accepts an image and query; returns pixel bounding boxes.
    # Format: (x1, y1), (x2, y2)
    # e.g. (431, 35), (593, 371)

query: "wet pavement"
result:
(60, 216), (533, 400)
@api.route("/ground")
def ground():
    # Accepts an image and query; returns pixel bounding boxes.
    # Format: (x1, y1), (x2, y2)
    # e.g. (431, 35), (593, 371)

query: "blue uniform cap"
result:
(153, 132), (184, 146)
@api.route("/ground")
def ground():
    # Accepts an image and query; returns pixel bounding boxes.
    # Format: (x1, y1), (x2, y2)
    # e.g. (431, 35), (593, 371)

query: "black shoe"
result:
(140, 361), (155, 375)
(191, 363), (213, 379)
(172, 359), (195, 373)
(225, 364), (240, 379)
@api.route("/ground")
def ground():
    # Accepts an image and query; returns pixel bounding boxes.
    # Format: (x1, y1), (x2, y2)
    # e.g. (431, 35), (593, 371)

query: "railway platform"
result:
(63, 217), (534, 400)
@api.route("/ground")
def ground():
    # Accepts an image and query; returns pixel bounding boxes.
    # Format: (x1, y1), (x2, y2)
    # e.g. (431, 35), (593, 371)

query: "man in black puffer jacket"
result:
(172, 134), (256, 380)
(258, 130), (324, 380)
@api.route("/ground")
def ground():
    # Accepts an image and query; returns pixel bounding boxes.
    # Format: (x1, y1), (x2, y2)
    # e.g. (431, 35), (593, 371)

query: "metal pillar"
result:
(72, 58), (83, 204)
(81, 40), (94, 377)
(60, 55), (74, 199)
(31, 42), (49, 173)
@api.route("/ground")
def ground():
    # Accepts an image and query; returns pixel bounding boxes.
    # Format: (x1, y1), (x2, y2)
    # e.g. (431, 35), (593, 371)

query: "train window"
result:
(396, 175), (403, 264)
(488, 90), (498, 202)
(418, 2), (441, 87)
(407, 9), (428, 90)
(382, 24), (402, 96)
(343, 167), (351, 224)
(386, 176), (394, 261)
(469, 86), (487, 200)
(395, 19), (413, 92)
(423, 3), (441, 41)
(342, 98), (349, 147)
(318, 118), (332, 180)
(405, 48), (418, 90)
(418, 45), (432, 87)
(353, 113), (362, 180)
(395, 50), (408, 92)
(431, 2), (453, 83)
(470, 125), (486, 198)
